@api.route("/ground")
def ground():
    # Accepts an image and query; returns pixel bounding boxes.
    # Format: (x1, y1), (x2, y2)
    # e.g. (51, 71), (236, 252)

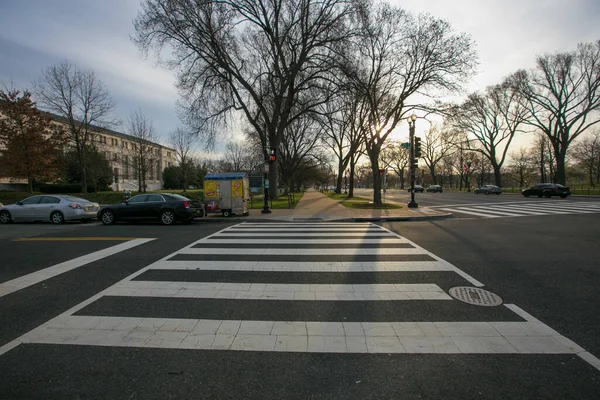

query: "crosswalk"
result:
(435, 201), (600, 219)
(13, 223), (597, 368)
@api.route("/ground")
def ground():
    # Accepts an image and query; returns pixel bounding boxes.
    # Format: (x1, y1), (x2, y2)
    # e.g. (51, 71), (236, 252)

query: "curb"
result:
(198, 212), (453, 223)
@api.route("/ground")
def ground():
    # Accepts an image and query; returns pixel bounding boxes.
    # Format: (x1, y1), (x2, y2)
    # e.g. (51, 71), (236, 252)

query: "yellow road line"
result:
(13, 237), (141, 242)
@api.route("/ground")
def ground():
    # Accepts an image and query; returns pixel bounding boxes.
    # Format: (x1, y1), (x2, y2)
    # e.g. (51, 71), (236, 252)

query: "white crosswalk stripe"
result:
(439, 201), (600, 219)
(11, 222), (598, 370)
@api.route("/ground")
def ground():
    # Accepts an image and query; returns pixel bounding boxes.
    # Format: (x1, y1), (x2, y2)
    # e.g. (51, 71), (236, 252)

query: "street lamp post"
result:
(408, 114), (418, 208)
(261, 149), (272, 214)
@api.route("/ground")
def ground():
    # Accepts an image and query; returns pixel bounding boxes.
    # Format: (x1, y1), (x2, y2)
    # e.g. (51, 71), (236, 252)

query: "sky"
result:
(1, 0), (599, 155)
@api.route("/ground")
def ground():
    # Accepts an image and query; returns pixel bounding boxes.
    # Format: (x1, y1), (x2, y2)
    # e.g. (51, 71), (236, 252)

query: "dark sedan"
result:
(408, 185), (424, 193)
(474, 185), (502, 195)
(98, 193), (204, 225)
(521, 183), (571, 198)
(427, 185), (443, 193)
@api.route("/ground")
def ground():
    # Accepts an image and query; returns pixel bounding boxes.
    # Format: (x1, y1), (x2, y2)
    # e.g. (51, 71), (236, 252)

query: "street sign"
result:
(264, 162), (269, 173)
(265, 179), (269, 189)
(401, 142), (410, 149)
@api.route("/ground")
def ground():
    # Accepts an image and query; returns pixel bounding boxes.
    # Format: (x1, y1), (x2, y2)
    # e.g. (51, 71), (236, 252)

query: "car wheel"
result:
(50, 211), (65, 224)
(0, 210), (12, 224)
(537, 194), (543, 198)
(160, 210), (176, 225)
(100, 210), (116, 225)
(222, 210), (231, 218)
(543, 192), (552, 198)
(496, 192), (500, 195)
(523, 193), (529, 197)
(560, 194), (567, 198)
(485, 191), (489, 195)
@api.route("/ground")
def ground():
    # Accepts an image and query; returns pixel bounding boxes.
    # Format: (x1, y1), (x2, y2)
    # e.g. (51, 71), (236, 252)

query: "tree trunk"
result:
(429, 166), (437, 185)
(268, 167), (278, 200)
(27, 177), (34, 194)
(493, 164), (502, 187)
(369, 152), (382, 205)
(348, 162), (356, 197)
(555, 147), (567, 185)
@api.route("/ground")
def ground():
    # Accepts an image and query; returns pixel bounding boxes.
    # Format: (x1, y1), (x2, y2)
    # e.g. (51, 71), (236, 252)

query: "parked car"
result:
(427, 185), (443, 193)
(407, 185), (424, 193)
(474, 185), (502, 195)
(98, 193), (204, 225)
(522, 183), (571, 198)
(0, 195), (99, 224)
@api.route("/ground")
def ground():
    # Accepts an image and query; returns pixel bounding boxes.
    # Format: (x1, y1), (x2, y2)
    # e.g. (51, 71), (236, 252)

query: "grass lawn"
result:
(249, 192), (304, 209)
(324, 191), (403, 209)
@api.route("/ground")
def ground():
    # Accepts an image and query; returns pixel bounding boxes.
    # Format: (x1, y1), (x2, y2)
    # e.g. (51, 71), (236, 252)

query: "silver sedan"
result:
(0, 195), (99, 224)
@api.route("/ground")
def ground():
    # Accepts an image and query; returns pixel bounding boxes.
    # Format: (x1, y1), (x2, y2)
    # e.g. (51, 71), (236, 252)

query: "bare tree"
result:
(507, 147), (536, 188)
(278, 115), (327, 192)
(421, 123), (460, 185)
(169, 127), (198, 191)
(317, 89), (366, 196)
(341, 2), (477, 205)
(380, 141), (409, 189)
(133, 0), (353, 200)
(452, 77), (529, 187)
(125, 109), (159, 192)
(33, 60), (115, 192)
(514, 40), (600, 185)
(224, 140), (256, 173)
(531, 132), (556, 183)
(571, 130), (600, 186)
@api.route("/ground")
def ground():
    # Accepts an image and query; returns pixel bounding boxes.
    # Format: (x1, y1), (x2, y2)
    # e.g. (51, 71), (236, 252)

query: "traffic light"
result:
(414, 136), (422, 158)
(269, 149), (276, 162)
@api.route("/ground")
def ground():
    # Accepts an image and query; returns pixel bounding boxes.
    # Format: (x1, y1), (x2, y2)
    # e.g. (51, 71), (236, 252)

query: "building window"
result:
(167, 151), (171, 158)
(149, 161), (154, 180)
(123, 155), (129, 179)
(112, 153), (118, 161)
(113, 168), (120, 184)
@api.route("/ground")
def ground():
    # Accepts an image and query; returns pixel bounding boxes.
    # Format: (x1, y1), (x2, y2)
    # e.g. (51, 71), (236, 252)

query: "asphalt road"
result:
(1, 206), (599, 399)
(355, 187), (600, 209)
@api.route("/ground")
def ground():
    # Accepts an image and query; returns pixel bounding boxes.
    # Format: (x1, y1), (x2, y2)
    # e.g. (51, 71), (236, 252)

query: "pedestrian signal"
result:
(269, 149), (276, 162)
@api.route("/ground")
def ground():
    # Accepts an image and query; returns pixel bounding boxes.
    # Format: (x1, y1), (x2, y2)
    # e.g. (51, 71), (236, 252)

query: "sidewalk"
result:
(206, 189), (451, 222)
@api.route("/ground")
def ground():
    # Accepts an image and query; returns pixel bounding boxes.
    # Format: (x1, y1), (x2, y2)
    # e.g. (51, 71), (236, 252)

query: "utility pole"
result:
(408, 114), (418, 208)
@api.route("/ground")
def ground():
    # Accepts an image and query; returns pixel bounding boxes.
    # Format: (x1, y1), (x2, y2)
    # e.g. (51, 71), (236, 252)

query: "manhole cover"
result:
(448, 287), (503, 307)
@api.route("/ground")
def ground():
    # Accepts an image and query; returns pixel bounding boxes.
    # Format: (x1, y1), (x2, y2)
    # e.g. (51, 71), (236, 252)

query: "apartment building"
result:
(0, 111), (177, 191)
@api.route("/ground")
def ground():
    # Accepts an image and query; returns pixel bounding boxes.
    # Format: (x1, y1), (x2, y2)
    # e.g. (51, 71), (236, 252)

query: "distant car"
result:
(474, 185), (502, 195)
(522, 183), (571, 198)
(0, 195), (99, 224)
(408, 185), (424, 193)
(427, 185), (443, 193)
(98, 193), (204, 225)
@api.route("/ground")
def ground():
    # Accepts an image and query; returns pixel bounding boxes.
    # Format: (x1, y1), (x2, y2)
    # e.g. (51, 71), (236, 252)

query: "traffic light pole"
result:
(408, 119), (418, 208)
